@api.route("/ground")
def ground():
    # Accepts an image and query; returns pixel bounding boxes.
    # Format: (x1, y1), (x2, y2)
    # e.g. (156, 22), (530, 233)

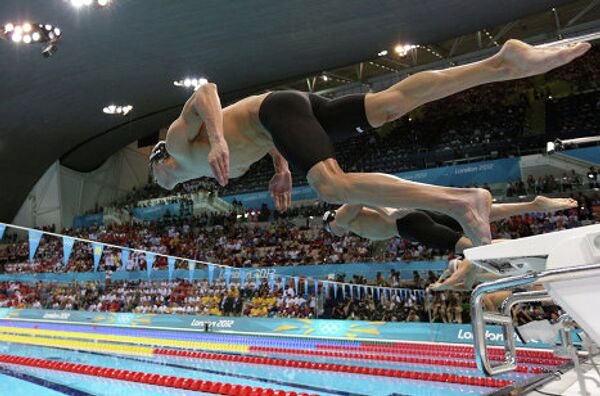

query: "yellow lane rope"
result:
(0, 326), (248, 353)
(0, 333), (154, 356)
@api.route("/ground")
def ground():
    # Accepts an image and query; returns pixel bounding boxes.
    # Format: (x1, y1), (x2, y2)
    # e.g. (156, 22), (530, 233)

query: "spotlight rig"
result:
(1, 22), (62, 58)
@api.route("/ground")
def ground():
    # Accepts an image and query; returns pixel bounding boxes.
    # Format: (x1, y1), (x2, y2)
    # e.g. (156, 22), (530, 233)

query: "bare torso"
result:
(166, 93), (273, 181)
(346, 210), (398, 241)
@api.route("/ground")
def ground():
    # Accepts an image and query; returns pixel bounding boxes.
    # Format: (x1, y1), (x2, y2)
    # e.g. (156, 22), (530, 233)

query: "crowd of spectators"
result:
(1, 189), (598, 276)
(0, 265), (563, 326)
(0, 273), (437, 323)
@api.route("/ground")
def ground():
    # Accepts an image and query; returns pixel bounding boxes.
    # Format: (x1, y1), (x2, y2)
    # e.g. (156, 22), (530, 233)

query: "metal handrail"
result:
(471, 262), (600, 375)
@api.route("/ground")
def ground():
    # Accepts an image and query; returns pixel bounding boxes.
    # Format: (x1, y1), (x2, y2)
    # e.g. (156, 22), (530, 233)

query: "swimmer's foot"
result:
(534, 196), (578, 212)
(448, 188), (493, 247)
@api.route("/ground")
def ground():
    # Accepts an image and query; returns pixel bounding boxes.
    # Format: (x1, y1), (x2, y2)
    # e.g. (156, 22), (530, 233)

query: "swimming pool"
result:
(0, 320), (565, 396)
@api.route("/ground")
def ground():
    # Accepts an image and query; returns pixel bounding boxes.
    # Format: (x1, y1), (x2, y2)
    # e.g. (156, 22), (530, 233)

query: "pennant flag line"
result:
(145, 252), (156, 279)
(167, 257), (176, 280)
(92, 242), (104, 272)
(28, 229), (43, 262)
(62, 236), (75, 267)
(120, 249), (130, 272)
(188, 260), (196, 282)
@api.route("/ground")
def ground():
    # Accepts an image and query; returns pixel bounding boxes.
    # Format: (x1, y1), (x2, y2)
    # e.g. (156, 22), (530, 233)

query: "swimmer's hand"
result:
(493, 39), (590, 81)
(269, 171), (292, 212)
(208, 138), (230, 186)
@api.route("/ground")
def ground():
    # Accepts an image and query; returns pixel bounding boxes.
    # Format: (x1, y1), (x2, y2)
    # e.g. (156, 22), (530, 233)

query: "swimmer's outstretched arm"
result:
(185, 82), (229, 186)
(268, 149), (292, 212)
(429, 260), (474, 291)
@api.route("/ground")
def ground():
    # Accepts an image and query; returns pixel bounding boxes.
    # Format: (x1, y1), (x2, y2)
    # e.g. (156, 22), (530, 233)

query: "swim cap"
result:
(149, 141), (170, 167)
(322, 210), (336, 233)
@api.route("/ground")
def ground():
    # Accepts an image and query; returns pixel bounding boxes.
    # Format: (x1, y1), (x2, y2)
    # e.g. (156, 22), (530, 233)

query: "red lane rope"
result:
(318, 342), (559, 359)
(153, 348), (516, 388)
(314, 344), (567, 365)
(0, 354), (314, 396)
(250, 346), (564, 367)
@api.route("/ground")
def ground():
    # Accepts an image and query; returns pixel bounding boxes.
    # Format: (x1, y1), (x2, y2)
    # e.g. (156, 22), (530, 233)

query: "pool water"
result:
(0, 321), (561, 396)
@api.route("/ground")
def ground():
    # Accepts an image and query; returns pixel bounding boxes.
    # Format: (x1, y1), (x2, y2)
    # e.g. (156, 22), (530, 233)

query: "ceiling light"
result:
(1, 21), (62, 56)
(66, 0), (112, 8)
(322, 75), (328, 81)
(103, 104), (133, 116)
(394, 43), (418, 57)
(377, 50), (388, 57)
(173, 77), (208, 90)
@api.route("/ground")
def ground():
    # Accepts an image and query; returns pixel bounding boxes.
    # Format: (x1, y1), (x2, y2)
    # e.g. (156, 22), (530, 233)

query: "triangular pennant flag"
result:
(333, 283), (338, 299)
(255, 274), (260, 290)
(188, 260), (196, 282)
(208, 264), (215, 285)
(294, 277), (299, 295)
(92, 242), (104, 272)
(324, 282), (329, 297)
(120, 249), (130, 272)
(304, 278), (309, 296)
(0, 224), (6, 240)
(350, 286), (354, 299)
(145, 252), (156, 278)
(269, 272), (275, 293)
(62, 236), (75, 267)
(377, 288), (381, 300)
(240, 269), (246, 286)
(314, 281), (319, 296)
(28, 229), (43, 262)
(225, 267), (231, 289)
(167, 257), (176, 280)
(357, 286), (361, 299)
(281, 276), (286, 290)
(342, 285), (346, 299)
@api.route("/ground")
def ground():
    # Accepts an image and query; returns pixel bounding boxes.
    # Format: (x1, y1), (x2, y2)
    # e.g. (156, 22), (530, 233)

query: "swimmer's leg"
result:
(307, 159), (492, 246)
(362, 40), (590, 128)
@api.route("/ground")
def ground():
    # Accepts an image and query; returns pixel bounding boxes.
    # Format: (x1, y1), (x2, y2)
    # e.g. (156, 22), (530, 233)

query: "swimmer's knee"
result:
(312, 177), (350, 203)
(308, 161), (350, 203)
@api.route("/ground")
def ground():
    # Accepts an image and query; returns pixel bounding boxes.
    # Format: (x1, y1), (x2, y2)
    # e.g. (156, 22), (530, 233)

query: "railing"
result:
(470, 262), (600, 375)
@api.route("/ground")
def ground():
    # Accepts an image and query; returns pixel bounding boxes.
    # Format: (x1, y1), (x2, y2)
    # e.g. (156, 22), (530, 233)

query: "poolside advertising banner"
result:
(0, 308), (553, 349)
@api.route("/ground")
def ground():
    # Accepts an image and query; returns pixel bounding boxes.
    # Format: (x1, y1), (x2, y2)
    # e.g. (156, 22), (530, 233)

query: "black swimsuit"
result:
(258, 90), (372, 174)
(395, 210), (464, 251)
